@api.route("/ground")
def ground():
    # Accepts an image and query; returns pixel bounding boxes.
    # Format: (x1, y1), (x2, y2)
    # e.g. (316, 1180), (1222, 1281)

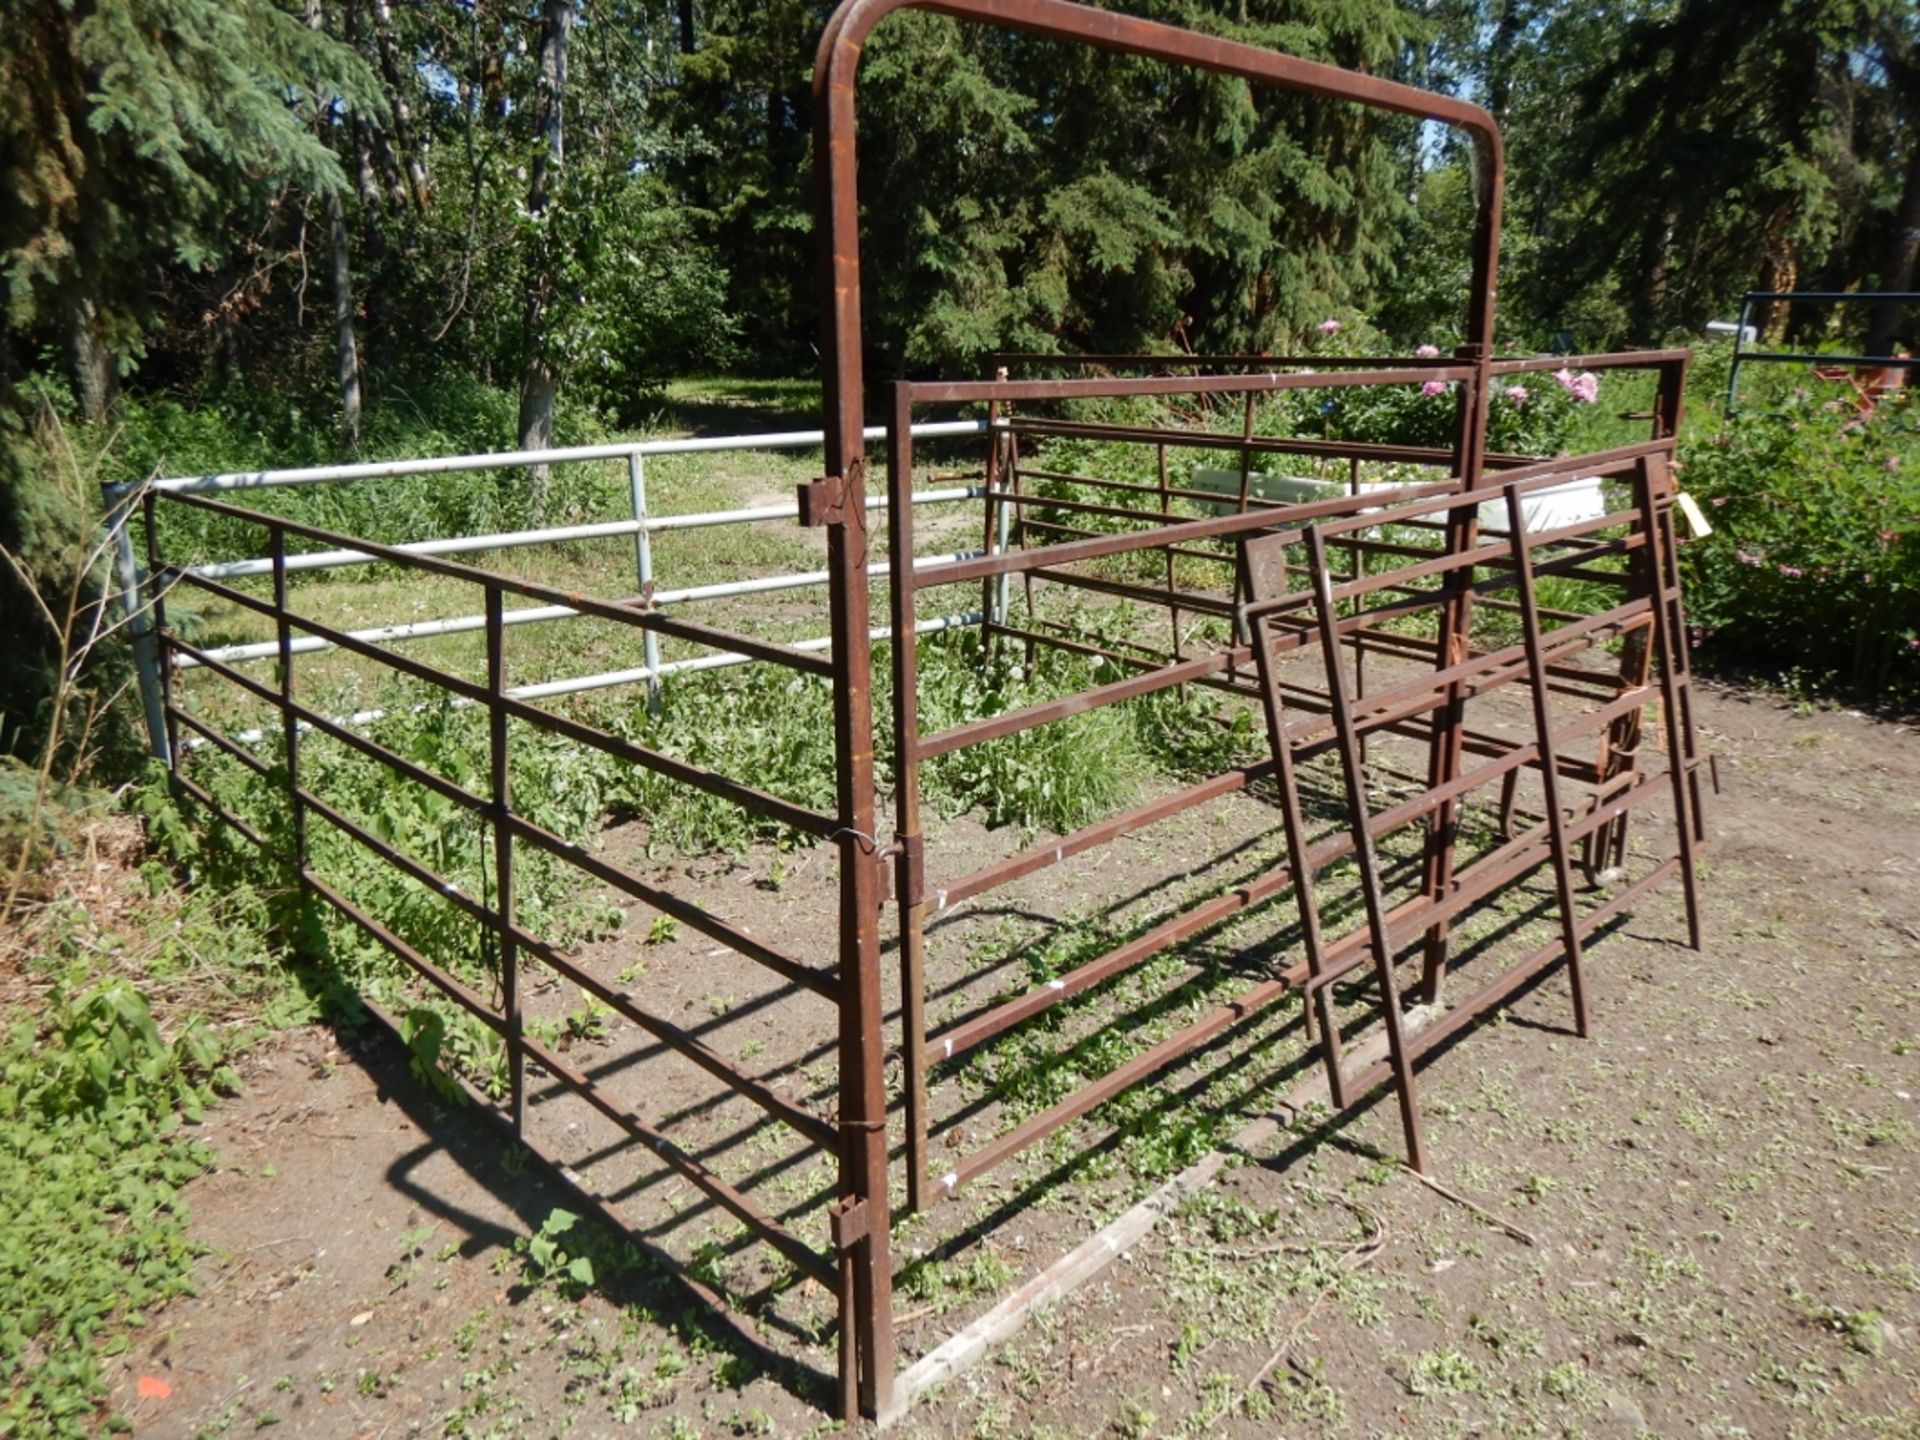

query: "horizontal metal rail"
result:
(188, 485), (984, 581)
(179, 548), (985, 670)
(908, 364), (1475, 406)
(1486, 348), (1690, 375)
(1002, 417), (1539, 471)
(992, 350), (1459, 369)
(188, 612), (985, 749)
(161, 490), (838, 680)
(116, 418), (988, 497)
(915, 478), (1464, 590)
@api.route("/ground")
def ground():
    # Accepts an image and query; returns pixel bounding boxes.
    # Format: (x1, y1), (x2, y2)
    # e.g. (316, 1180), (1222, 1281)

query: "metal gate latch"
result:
(797, 459), (863, 527)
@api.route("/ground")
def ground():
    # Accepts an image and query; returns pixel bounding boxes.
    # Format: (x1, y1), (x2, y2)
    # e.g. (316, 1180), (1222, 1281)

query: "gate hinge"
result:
(829, 1195), (872, 1251)
(797, 458), (863, 527)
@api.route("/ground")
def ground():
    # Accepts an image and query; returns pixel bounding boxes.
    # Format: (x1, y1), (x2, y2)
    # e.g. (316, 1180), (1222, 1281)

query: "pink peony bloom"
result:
(1415, 344), (1441, 358)
(1778, 565), (1803, 578)
(1551, 367), (1601, 404)
(1421, 379), (1449, 396)
(1318, 318), (1343, 335)
(1504, 384), (1530, 404)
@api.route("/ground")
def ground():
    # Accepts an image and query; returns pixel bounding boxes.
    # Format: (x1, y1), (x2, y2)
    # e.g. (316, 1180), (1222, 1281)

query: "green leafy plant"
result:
(1684, 388), (1918, 698)
(0, 975), (243, 1434)
(523, 1208), (598, 1289)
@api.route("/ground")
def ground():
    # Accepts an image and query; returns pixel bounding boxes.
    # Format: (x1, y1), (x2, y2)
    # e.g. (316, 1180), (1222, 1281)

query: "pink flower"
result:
(1504, 385), (1530, 405)
(1889, 456), (1903, 471)
(1710, 496), (1728, 506)
(1421, 379), (1449, 397)
(1909, 638), (1920, 650)
(1736, 550), (1764, 567)
(1882, 530), (1897, 544)
(1318, 319), (1343, 335)
(1415, 344), (1441, 358)
(1551, 367), (1601, 404)
(1778, 565), (1803, 578)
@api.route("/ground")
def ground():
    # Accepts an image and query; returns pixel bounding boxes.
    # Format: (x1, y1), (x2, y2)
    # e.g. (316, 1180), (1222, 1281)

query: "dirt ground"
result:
(110, 676), (1920, 1440)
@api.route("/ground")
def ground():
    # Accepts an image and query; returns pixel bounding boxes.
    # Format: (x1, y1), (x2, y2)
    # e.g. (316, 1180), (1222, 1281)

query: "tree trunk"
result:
(678, 0), (696, 55)
(517, 0), (572, 517)
(308, 0), (363, 453)
(328, 191), (363, 453)
(368, 0), (430, 207)
(63, 290), (114, 424)
(1485, 0), (1529, 123)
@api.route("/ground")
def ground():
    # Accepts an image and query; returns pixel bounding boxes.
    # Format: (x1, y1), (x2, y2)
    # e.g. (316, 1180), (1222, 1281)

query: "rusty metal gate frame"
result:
(813, 0), (1513, 1416)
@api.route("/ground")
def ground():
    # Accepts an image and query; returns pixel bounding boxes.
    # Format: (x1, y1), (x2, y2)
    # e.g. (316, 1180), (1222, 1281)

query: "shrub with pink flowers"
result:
(1285, 351), (1597, 456)
(1683, 386), (1919, 697)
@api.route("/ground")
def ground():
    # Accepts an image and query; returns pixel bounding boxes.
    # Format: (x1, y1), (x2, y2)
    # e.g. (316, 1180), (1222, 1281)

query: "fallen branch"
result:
(1401, 1167), (1541, 1247)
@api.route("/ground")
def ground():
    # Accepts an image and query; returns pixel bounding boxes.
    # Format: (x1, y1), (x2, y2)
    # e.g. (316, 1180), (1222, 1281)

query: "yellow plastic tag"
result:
(1675, 492), (1712, 540)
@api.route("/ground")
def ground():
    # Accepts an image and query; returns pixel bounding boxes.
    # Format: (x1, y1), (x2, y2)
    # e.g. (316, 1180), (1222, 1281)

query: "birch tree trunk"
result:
(329, 189), (362, 452)
(517, 0), (572, 518)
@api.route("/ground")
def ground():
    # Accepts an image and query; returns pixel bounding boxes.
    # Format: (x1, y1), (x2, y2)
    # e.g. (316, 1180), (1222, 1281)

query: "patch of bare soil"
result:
(121, 681), (1920, 1439)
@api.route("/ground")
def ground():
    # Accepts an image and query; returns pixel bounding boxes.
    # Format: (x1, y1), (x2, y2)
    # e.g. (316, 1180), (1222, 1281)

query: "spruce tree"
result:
(1, 0), (381, 417)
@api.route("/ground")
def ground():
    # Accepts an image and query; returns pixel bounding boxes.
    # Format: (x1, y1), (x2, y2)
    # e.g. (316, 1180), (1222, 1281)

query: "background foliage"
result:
(0, 0), (1912, 770)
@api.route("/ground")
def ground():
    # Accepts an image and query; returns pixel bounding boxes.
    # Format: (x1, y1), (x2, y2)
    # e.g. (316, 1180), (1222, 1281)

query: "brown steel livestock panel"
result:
(874, 334), (1703, 1418)
(813, 4), (1516, 1410)
(1241, 457), (1704, 1173)
(143, 488), (854, 1397)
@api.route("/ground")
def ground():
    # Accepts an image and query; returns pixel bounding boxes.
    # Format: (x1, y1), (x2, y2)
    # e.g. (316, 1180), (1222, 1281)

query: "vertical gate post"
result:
(271, 531), (307, 879)
(140, 487), (180, 770)
(887, 388), (931, 1215)
(813, 12), (897, 1418)
(104, 483), (170, 764)
(1416, 338), (1498, 1006)
(486, 587), (527, 1133)
(627, 452), (664, 713)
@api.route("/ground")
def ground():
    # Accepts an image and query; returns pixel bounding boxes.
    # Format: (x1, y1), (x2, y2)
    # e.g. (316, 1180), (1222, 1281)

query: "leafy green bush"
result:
(1275, 362), (1603, 457)
(0, 977), (240, 1435)
(96, 371), (615, 572)
(1681, 387), (1919, 698)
